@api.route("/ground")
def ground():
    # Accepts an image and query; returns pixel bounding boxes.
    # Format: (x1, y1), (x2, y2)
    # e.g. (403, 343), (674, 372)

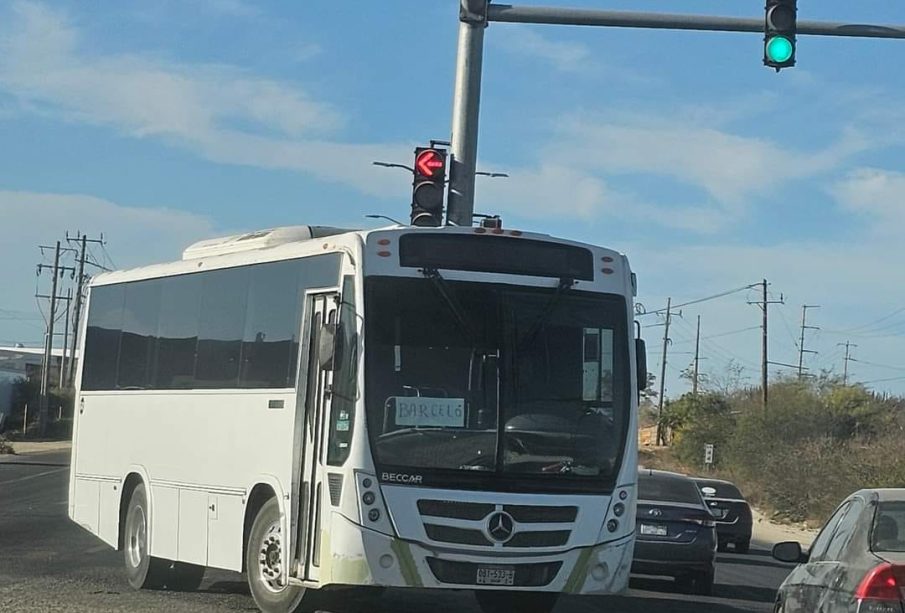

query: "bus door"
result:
(294, 290), (340, 583)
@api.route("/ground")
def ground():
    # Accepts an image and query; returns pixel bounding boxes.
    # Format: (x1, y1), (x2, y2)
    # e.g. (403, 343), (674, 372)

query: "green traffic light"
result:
(766, 36), (794, 63)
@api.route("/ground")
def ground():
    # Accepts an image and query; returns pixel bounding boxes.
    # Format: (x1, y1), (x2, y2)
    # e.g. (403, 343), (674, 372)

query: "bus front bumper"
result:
(316, 511), (634, 595)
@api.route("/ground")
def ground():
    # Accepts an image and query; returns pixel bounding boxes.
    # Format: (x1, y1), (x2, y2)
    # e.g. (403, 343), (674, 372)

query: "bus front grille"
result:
(416, 498), (577, 549)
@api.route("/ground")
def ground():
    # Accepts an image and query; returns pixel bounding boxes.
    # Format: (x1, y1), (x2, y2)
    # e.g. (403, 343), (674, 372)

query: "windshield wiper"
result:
(421, 267), (479, 344)
(518, 277), (575, 350)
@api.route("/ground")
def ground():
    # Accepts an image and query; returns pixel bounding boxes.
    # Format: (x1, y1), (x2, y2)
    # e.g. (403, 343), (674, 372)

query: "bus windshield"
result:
(364, 275), (630, 491)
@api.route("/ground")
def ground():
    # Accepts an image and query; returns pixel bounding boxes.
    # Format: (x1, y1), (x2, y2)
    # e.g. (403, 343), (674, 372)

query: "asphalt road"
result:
(0, 451), (794, 613)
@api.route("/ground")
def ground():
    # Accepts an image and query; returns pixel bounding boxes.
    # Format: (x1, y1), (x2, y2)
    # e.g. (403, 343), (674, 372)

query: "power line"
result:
(826, 306), (905, 335)
(862, 374), (905, 385)
(671, 325), (760, 343)
(851, 358), (905, 372)
(638, 283), (760, 317)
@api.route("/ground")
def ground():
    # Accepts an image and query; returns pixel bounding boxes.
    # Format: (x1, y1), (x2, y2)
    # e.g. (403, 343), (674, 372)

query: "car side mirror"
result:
(635, 338), (648, 393)
(772, 541), (807, 564)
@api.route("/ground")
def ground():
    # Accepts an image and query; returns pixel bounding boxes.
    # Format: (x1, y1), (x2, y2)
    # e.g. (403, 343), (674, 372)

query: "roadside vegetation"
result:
(0, 378), (73, 441)
(0, 435), (13, 454)
(647, 370), (905, 525)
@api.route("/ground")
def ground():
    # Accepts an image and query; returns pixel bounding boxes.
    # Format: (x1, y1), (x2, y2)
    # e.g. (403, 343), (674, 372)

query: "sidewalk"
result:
(752, 508), (819, 547)
(3, 440), (72, 456)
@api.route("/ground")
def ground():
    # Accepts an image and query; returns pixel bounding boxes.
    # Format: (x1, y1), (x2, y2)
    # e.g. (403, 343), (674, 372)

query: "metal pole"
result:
(40, 241), (61, 436)
(762, 279), (768, 411)
(797, 305), (806, 378)
(59, 289), (71, 389)
(656, 297), (671, 446)
(487, 5), (905, 39)
(68, 235), (87, 386)
(447, 17), (486, 227)
(693, 315), (701, 396)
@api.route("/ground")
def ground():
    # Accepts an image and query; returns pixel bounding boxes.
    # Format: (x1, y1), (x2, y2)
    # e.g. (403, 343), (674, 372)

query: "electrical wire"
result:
(639, 283), (760, 317)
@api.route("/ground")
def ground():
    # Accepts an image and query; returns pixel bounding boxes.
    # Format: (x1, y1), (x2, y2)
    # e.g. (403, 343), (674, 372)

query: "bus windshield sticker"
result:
(391, 397), (466, 428)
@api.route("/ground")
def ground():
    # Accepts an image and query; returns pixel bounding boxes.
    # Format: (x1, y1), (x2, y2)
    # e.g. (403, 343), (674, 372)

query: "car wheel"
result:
(245, 497), (306, 613)
(735, 539), (751, 554)
(475, 591), (559, 613)
(123, 483), (170, 590)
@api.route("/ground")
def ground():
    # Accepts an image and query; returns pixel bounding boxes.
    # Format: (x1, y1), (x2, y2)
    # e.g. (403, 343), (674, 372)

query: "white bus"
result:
(69, 224), (646, 613)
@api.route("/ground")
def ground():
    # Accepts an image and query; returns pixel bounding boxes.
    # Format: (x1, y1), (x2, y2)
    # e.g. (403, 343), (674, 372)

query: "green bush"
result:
(667, 374), (905, 523)
(0, 435), (14, 455)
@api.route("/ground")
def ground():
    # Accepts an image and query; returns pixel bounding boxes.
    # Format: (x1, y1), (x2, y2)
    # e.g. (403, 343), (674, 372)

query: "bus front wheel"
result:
(123, 483), (169, 590)
(474, 590), (559, 613)
(246, 497), (306, 613)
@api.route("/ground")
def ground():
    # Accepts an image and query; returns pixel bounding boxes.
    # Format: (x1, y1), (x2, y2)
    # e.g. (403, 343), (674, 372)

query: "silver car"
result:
(772, 488), (905, 613)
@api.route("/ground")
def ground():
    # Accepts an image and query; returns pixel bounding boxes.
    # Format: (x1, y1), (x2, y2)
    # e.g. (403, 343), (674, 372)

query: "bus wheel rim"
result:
(127, 506), (146, 568)
(257, 520), (286, 593)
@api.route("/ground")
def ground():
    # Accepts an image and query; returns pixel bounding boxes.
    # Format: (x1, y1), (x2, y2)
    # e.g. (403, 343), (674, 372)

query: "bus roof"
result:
(90, 224), (628, 287)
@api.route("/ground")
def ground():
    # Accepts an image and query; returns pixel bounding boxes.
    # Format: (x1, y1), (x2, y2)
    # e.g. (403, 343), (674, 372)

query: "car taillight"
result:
(682, 514), (715, 528)
(856, 563), (905, 612)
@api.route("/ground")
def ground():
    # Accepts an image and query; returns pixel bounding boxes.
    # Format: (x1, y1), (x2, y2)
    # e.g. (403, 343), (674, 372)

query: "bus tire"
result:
(123, 483), (169, 590)
(474, 590), (559, 613)
(167, 562), (206, 591)
(246, 497), (306, 613)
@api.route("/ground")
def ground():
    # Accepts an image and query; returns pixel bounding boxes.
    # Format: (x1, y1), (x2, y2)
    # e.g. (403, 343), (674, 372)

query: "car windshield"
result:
(364, 276), (629, 491)
(639, 473), (703, 505)
(873, 502), (905, 552)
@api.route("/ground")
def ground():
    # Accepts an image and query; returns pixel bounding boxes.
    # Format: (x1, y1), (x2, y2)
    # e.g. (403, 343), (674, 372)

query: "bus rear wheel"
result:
(474, 590), (559, 613)
(246, 497), (306, 613)
(123, 483), (169, 590)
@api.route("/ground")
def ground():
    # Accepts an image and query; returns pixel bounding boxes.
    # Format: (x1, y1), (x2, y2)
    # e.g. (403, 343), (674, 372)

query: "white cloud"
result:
(492, 26), (591, 72)
(831, 167), (905, 229)
(0, 2), (340, 139)
(550, 114), (867, 207)
(0, 189), (219, 345)
(197, 0), (262, 18)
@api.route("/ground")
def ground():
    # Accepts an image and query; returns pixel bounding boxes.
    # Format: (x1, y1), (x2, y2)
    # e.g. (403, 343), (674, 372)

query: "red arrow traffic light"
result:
(415, 149), (445, 177)
(411, 147), (447, 226)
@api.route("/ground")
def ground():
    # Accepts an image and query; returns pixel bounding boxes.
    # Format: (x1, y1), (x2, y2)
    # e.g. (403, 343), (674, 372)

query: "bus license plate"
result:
(640, 523), (668, 536)
(477, 567), (515, 586)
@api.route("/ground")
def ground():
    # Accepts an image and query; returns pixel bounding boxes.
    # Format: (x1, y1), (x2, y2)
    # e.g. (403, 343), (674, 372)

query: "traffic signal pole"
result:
(447, 4), (486, 227)
(445, 1), (905, 226)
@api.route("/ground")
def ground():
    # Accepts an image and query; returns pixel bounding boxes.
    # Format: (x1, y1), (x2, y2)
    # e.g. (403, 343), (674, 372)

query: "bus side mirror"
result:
(319, 323), (346, 371)
(636, 338), (648, 393)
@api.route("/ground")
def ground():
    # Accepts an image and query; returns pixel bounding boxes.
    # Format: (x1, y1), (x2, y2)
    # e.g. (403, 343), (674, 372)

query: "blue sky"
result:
(3, 0), (905, 397)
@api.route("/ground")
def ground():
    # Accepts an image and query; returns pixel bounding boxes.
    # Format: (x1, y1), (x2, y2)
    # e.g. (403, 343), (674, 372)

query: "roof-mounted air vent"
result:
(181, 225), (354, 260)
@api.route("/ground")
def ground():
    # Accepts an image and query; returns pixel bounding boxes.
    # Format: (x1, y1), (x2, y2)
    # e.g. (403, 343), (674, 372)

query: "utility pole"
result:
(656, 297), (672, 446)
(797, 304), (820, 379)
(693, 314), (702, 396)
(839, 341), (857, 385)
(66, 232), (105, 387)
(59, 288), (72, 389)
(36, 242), (74, 436)
(748, 279), (783, 411)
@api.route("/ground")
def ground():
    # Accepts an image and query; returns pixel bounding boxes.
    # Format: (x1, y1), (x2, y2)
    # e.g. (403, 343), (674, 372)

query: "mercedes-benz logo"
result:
(487, 512), (515, 543)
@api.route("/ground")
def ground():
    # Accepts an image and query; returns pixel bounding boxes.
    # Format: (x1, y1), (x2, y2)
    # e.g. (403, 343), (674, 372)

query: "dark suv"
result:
(694, 478), (753, 554)
(632, 469), (718, 595)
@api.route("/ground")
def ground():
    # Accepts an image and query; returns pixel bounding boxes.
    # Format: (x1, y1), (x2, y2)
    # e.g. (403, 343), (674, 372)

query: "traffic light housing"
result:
(411, 147), (447, 227)
(764, 0), (796, 70)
